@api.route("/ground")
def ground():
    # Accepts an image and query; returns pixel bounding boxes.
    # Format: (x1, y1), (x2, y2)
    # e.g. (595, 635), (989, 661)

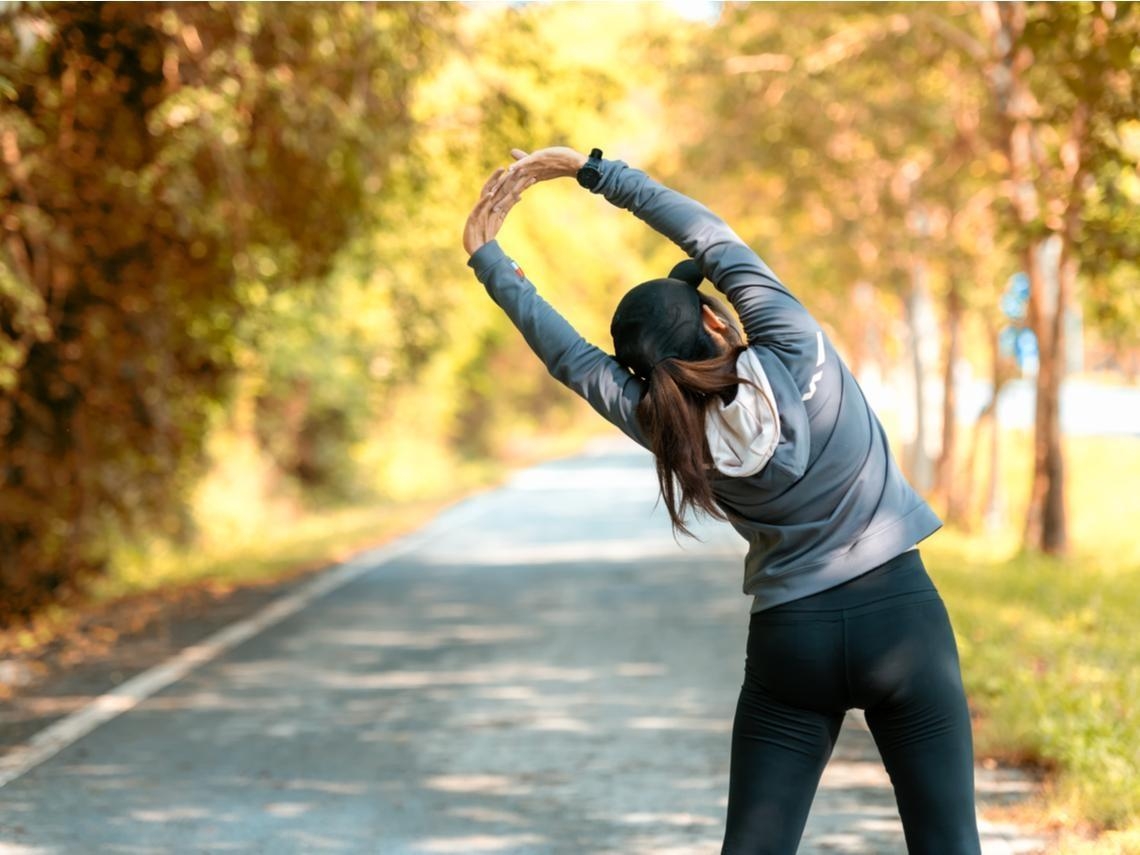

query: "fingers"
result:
(481, 185), (522, 230)
(493, 181), (527, 215)
(479, 167), (506, 198)
(486, 170), (533, 210)
(501, 173), (536, 201)
(466, 166), (516, 254)
(470, 187), (500, 224)
(465, 186), (497, 234)
(471, 156), (536, 227)
(493, 157), (531, 192)
(497, 147), (546, 183)
(466, 178), (524, 247)
(488, 168), (513, 197)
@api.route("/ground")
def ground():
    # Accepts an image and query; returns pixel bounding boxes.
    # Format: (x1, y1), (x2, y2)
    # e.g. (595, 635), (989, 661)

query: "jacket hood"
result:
(705, 348), (780, 478)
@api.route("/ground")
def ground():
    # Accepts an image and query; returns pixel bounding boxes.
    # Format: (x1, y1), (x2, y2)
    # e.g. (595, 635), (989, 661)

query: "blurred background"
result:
(1, 1), (1137, 849)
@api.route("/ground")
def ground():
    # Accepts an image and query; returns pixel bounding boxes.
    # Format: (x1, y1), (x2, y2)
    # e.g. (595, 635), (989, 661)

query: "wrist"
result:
(467, 240), (505, 277)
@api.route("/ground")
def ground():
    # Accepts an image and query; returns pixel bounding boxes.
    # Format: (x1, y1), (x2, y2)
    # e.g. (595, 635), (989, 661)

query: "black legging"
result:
(722, 550), (982, 854)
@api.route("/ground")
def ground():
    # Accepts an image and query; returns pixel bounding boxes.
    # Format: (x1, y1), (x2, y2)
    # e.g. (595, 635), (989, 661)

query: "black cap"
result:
(610, 263), (712, 379)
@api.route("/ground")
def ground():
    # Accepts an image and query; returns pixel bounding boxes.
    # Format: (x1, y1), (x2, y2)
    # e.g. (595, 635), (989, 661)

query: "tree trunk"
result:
(981, 1), (1071, 554)
(964, 320), (1011, 532)
(935, 280), (964, 522)
(983, 322), (1010, 532)
(1027, 95), (1090, 553)
(1023, 236), (1068, 554)
(904, 258), (938, 493)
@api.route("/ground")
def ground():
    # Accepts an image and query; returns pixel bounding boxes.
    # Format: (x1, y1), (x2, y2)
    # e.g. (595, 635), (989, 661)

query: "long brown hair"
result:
(636, 298), (749, 537)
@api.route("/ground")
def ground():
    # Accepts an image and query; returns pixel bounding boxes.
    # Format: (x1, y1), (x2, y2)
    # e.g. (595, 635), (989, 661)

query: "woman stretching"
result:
(463, 146), (982, 855)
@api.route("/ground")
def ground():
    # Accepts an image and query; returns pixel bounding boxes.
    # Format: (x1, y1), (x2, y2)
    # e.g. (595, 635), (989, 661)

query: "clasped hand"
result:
(462, 147), (589, 256)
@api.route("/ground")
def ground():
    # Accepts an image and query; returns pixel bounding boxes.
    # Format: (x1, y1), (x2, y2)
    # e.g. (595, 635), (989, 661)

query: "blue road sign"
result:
(1001, 272), (1030, 321)
(999, 324), (1039, 373)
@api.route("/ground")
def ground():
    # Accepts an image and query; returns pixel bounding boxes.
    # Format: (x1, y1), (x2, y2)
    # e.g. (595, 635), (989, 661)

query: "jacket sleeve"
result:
(468, 240), (648, 448)
(591, 160), (817, 350)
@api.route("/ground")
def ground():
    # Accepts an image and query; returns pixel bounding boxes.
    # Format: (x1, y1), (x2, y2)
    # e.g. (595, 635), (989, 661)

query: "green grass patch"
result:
(927, 432), (1140, 845)
(95, 499), (459, 600)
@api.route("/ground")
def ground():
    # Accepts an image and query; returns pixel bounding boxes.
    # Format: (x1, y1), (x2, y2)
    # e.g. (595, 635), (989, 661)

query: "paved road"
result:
(0, 439), (1047, 854)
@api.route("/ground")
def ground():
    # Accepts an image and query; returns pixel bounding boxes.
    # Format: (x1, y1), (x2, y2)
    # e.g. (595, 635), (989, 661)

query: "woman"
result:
(463, 146), (982, 855)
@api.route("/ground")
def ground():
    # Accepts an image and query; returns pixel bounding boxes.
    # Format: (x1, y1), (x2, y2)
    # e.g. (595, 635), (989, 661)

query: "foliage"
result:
(231, 0), (665, 507)
(659, 4), (1000, 312)
(0, 2), (444, 620)
(1082, 120), (1140, 359)
(0, 1), (691, 622)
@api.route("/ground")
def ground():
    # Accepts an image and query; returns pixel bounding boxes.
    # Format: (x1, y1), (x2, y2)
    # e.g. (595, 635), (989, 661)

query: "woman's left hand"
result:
(463, 167), (533, 256)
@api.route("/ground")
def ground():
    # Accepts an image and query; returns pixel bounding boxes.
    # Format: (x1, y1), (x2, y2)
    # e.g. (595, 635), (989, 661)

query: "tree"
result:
(972, 0), (1138, 553)
(664, 4), (1003, 496)
(0, 2), (444, 620)
(666, 2), (1138, 550)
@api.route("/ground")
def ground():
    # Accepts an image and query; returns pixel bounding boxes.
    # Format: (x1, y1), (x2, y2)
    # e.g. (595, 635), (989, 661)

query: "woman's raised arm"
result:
(496, 148), (817, 349)
(463, 167), (649, 447)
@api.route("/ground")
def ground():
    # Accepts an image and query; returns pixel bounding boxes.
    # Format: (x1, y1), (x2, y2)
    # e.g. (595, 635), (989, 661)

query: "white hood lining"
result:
(705, 349), (780, 478)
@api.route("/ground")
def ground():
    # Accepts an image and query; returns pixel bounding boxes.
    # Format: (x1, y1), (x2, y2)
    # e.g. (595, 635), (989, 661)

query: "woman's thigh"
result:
(722, 616), (846, 855)
(850, 597), (982, 855)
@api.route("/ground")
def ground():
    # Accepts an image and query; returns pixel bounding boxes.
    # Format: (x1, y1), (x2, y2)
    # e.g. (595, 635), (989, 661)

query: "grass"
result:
(96, 499), (461, 599)
(98, 419), (603, 602)
(926, 431), (1140, 851)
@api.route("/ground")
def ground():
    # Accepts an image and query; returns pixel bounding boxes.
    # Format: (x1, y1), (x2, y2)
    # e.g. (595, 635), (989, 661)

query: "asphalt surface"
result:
(0, 439), (1048, 854)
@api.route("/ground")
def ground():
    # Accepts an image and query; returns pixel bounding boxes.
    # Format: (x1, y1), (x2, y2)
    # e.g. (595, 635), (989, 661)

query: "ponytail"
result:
(637, 344), (750, 537)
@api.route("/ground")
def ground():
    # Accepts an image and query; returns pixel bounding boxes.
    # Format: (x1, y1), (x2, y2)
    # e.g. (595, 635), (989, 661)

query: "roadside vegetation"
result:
(931, 433), (1140, 852)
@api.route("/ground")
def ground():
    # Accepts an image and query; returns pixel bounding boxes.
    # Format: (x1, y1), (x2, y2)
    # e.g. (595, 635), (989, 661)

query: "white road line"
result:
(0, 498), (489, 790)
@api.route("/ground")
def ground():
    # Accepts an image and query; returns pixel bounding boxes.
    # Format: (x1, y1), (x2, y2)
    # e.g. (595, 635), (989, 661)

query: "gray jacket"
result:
(467, 159), (941, 611)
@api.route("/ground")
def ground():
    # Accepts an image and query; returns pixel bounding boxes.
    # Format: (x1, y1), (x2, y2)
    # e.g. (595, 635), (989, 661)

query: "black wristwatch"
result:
(576, 147), (603, 190)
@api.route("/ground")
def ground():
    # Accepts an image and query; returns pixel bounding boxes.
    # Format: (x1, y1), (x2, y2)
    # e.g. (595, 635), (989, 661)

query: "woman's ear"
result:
(701, 304), (729, 335)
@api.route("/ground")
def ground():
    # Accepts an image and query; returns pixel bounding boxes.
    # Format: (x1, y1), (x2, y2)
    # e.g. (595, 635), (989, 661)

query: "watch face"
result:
(578, 166), (601, 188)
